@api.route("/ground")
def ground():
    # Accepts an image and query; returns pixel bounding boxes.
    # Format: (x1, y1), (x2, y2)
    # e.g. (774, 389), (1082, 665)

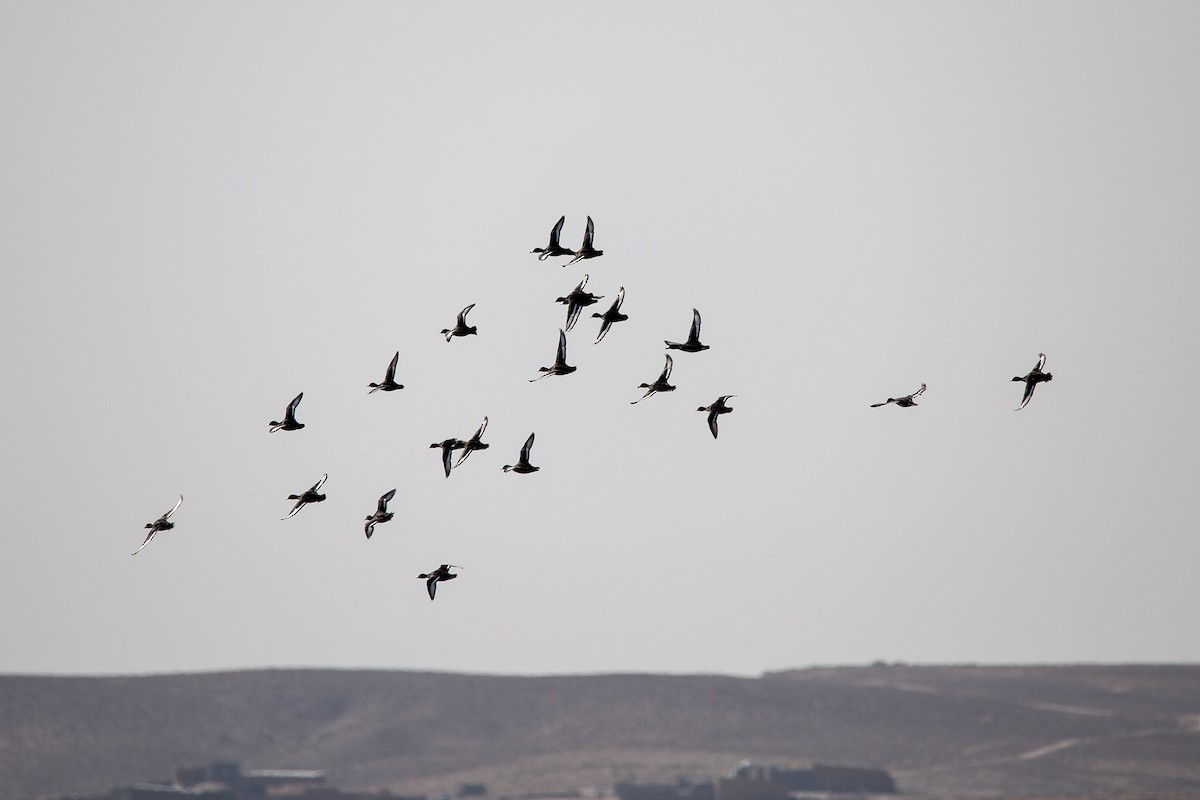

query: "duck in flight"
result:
(1012, 353), (1053, 410)
(363, 488), (396, 539)
(530, 330), (576, 381)
(430, 438), (466, 477)
(368, 352), (404, 393)
(132, 495), (183, 556)
(453, 416), (490, 469)
(269, 392), (305, 432)
(441, 304), (478, 342)
(871, 383), (926, 408)
(283, 474), (327, 520)
(631, 354), (676, 404)
(418, 564), (461, 601)
(503, 432), (539, 473)
(531, 215), (575, 261)
(697, 395), (735, 439)
(556, 274), (604, 332)
(565, 215), (604, 266)
(665, 308), (709, 352)
(591, 286), (628, 344)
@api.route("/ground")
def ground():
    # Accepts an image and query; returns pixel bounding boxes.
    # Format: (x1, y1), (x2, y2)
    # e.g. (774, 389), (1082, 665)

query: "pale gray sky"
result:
(2, 2), (1198, 676)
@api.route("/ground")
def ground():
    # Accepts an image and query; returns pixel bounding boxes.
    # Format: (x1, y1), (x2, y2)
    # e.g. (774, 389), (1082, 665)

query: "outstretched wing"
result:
(131, 530), (156, 556)
(660, 354), (674, 382)
(385, 351), (399, 382)
(163, 495), (183, 521)
(707, 408), (720, 439)
(1034, 353), (1047, 372)
(377, 488), (396, 513)
(556, 329), (568, 363)
(549, 215), (565, 246)
(689, 309), (702, 342)
(1017, 380), (1037, 410)
(912, 383), (927, 398)
(282, 500), (306, 520)
(426, 576), (438, 600)
(595, 319), (613, 345)
(565, 301), (583, 332)
(613, 286), (625, 311)
(582, 216), (595, 248)
(286, 392), (304, 418)
(457, 303), (475, 325)
(521, 432), (536, 461)
(310, 473), (328, 493)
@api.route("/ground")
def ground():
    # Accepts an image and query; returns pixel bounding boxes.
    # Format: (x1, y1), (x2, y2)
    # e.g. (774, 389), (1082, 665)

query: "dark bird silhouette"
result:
(363, 488), (396, 539)
(555, 274), (604, 332)
(531, 215), (574, 261)
(417, 564), (461, 601)
(697, 395), (736, 439)
(530, 330), (576, 381)
(665, 308), (709, 352)
(368, 352), (404, 393)
(283, 474), (327, 520)
(132, 495), (182, 556)
(565, 215), (604, 266)
(592, 286), (628, 344)
(269, 392), (305, 432)
(1012, 353), (1053, 410)
(631, 354), (676, 404)
(429, 438), (466, 477)
(503, 432), (539, 473)
(871, 383), (926, 408)
(453, 416), (490, 469)
(441, 304), (477, 342)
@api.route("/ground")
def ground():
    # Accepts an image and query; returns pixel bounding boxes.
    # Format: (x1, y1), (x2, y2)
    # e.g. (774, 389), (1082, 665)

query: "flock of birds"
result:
(133, 215), (1056, 601)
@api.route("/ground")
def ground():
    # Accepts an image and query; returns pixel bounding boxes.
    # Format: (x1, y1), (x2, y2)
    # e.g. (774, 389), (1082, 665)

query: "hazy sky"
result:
(2, 2), (1198, 677)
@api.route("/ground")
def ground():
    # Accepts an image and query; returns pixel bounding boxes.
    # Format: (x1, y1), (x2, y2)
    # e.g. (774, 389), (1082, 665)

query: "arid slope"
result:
(1, 665), (1199, 799)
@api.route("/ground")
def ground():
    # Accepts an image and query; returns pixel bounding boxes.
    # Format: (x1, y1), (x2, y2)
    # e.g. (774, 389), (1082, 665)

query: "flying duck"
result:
(132, 495), (183, 556)
(564, 215), (604, 266)
(502, 432), (539, 473)
(530, 330), (576, 381)
(631, 354), (676, 404)
(592, 286), (628, 344)
(441, 304), (478, 342)
(368, 352), (404, 393)
(531, 215), (574, 261)
(283, 474), (327, 520)
(555, 274), (604, 332)
(418, 564), (461, 601)
(1013, 353), (1053, 410)
(453, 416), (490, 469)
(268, 392), (305, 432)
(697, 395), (736, 439)
(871, 383), (926, 408)
(665, 308), (709, 352)
(429, 438), (466, 477)
(363, 488), (396, 539)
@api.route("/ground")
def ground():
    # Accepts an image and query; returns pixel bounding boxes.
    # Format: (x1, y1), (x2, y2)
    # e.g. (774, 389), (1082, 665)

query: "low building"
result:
(720, 760), (894, 796)
(613, 781), (714, 800)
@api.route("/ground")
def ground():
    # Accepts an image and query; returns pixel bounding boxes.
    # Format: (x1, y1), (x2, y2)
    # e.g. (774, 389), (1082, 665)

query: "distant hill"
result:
(2, 665), (1199, 800)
